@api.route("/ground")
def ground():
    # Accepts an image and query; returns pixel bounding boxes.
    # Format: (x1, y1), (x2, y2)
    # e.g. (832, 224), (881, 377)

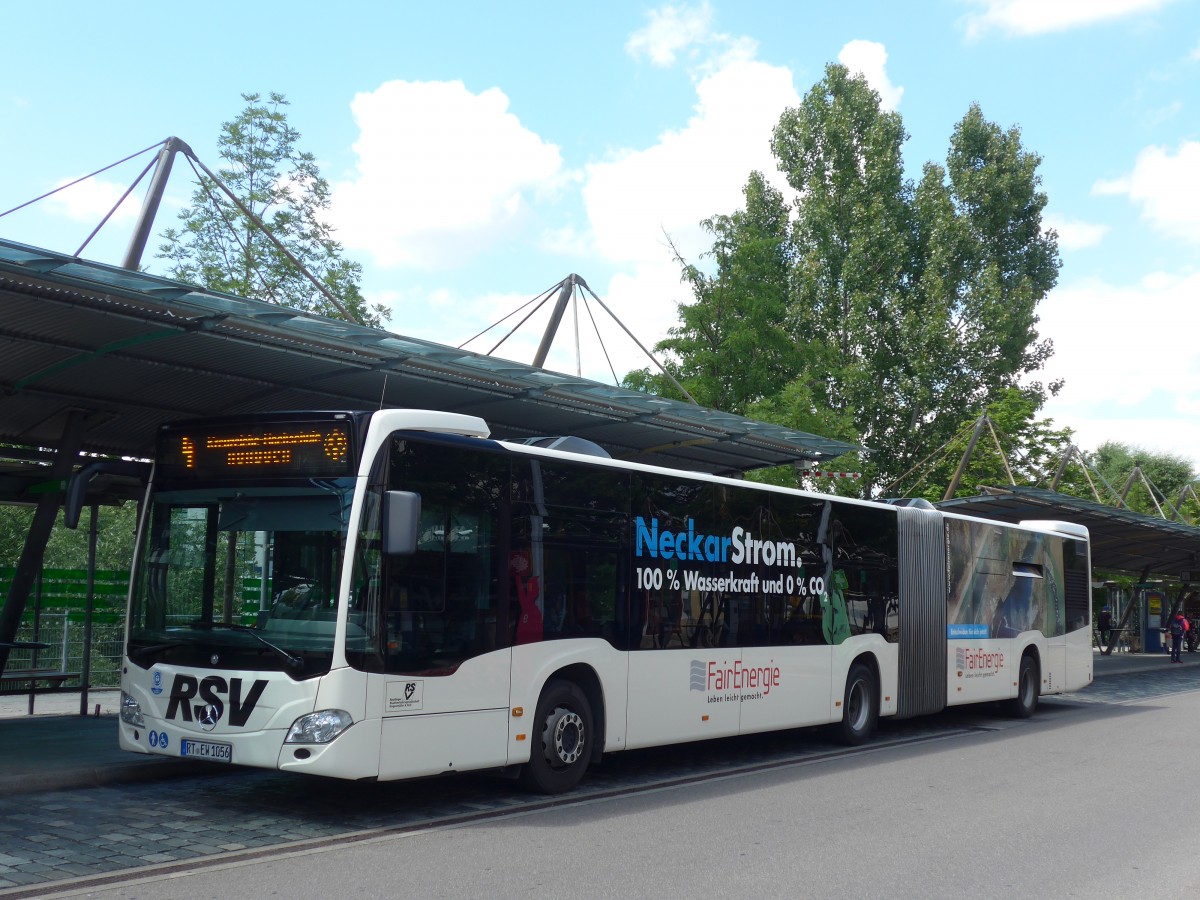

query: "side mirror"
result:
(382, 491), (421, 555)
(65, 460), (150, 529)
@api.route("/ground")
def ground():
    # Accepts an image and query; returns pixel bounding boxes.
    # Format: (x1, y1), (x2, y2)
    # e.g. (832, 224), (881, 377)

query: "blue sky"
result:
(2, 0), (1199, 475)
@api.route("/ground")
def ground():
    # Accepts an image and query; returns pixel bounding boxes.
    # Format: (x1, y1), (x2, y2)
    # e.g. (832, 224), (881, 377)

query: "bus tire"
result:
(1008, 654), (1038, 719)
(520, 679), (593, 794)
(837, 662), (877, 746)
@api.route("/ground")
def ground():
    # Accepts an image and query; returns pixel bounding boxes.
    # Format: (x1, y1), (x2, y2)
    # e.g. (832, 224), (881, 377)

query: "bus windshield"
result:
(126, 477), (356, 677)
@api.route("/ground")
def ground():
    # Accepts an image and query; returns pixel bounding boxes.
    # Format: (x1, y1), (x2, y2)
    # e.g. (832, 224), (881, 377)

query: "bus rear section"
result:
(941, 516), (1092, 715)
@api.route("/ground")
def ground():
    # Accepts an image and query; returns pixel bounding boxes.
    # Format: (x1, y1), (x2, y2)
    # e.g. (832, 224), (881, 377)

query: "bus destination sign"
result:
(158, 421), (355, 479)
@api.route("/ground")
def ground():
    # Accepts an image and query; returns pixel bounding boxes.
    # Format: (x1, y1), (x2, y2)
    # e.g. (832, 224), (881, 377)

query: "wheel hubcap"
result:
(546, 707), (584, 767)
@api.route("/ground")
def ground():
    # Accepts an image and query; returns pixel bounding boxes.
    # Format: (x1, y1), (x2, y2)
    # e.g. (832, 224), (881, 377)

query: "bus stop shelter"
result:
(0, 237), (853, 477)
(0, 235), (858, 685)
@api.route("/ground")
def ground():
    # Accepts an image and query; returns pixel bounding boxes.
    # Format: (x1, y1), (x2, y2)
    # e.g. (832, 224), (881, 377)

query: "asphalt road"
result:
(5, 667), (1199, 900)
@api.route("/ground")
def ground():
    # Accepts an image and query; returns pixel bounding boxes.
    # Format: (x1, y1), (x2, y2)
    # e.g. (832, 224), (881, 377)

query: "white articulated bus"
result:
(118, 409), (1093, 793)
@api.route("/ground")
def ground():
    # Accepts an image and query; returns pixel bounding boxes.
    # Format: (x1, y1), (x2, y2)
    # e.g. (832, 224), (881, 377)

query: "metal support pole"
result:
(1137, 469), (1166, 518)
(532, 276), (577, 369)
(1167, 582), (1191, 620)
(1117, 467), (1138, 509)
(122, 137), (190, 271)
(79, 503), (97, 716)
(1049, 446), (1073, 492)
(0, 411), (86, 676)
(942, 415), (987, 501)
(223, 532), (237, 624)
(1107, 564), (1152, 655)
(1169, 484), (1192, 522)
(28, 574), (42, 715)
(984, 417), (1015, 485)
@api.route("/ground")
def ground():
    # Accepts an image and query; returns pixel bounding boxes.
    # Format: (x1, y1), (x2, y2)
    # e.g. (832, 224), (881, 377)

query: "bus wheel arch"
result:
(1008, 650), (1040, 719)
(520, 666), (603, 794)
(837, 656), (879, 746)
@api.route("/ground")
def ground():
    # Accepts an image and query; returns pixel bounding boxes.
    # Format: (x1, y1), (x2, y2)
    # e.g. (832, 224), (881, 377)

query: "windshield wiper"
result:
(190, 622), (305, 673)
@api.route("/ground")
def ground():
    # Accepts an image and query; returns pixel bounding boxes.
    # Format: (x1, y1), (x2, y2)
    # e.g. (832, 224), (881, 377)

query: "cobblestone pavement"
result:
(0, 668), (1195, 895)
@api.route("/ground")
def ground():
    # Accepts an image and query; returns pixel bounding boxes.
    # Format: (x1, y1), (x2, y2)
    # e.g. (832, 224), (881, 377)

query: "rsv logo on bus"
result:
(164, 674), (268, 728)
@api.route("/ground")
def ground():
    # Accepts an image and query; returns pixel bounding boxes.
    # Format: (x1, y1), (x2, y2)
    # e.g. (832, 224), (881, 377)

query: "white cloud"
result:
(626, 2), (757, 76)
(963, 0), (1174, 39)
(626, 2), (716, 66)
(583, 59), (799, 266)
(352, 33), (800, 383)
(596, 260), (696, 378)
(537, 225), (594, 258)
(393, 55), (803, 382)
(1093, 175), (1131, 195)
(1038, 270), (1200, 467)
(329, 80), (565, 269)
(43, 178), (140, 224)
(837, 41), (904, 110)
(1043, 214), (1109, 250)
(1048, 415), (1200, 473)
(1093, 141), (1200, 244)
(349, 22), (895, 389)
(570, 57), (802, 379)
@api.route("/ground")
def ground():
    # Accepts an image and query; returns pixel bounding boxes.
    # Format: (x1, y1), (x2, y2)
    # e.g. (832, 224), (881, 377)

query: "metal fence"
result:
(6, 610), (126, 688)
(2, 567), (129, 690)
(2, 567), (270, 691)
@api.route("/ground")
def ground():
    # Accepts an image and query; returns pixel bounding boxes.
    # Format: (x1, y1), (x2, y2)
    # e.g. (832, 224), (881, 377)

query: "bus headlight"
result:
(120, 691), (144, 727)
(285, 709), (353, 744)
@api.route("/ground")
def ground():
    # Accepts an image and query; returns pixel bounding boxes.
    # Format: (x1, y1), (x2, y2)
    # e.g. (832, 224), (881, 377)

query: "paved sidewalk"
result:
(1091, 646), (1200, 675)
(0, 690), (220, 796)
(0, 688), (121, 719)
(2, 650), (1199, 797)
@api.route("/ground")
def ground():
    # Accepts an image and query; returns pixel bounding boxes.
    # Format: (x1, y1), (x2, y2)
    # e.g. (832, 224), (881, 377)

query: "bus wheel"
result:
(520, 680), (593, 794)
(1008, 655), (1039, 719)
(837, 662), (877, 746)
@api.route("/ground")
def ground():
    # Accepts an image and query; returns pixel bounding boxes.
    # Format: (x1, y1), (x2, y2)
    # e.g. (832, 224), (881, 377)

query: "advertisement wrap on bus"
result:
(117, 409), (1092, 793)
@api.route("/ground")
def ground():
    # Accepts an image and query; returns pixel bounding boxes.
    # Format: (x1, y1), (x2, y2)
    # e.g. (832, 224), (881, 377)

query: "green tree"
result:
(638, 172), (800, 414)
(0, 504), (136, 572)
(1085, 442), (1197, 517)
(652, 64), (1061, 498)
(910, 104), (1059, 423)
(769, 63), (912, 495)
(894, 388), (1076, 502)
(158, 92), (385, 328)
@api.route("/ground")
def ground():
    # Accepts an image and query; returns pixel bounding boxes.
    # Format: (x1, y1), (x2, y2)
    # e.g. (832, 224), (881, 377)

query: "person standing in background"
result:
(1098, 605), (1113, 648)
(1169, 610), (1189, 663)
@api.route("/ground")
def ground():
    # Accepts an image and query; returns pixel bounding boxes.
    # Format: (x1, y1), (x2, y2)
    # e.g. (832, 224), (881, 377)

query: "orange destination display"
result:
(157, 417), (356, 479)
